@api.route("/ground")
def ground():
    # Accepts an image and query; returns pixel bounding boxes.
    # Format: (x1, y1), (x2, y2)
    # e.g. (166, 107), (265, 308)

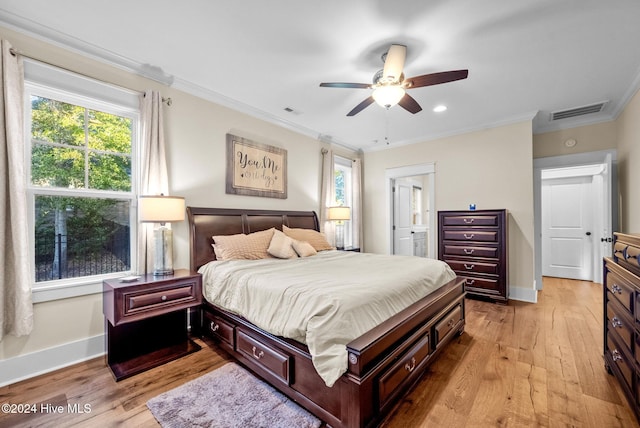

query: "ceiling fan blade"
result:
(398, 93), (423, 114)
(405, 69), (469, 89)
(320, 82), (371, 89)
(347, 96), (375, 116)
(383, 44), (406, 82)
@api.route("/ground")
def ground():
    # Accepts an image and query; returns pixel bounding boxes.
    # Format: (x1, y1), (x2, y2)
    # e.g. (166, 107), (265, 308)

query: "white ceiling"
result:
(2, 0), (639, 151)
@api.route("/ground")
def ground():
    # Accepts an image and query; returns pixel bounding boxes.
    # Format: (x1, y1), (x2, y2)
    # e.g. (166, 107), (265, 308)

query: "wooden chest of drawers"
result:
(604, 232), (640, 422)
(438, 209), (508, 302)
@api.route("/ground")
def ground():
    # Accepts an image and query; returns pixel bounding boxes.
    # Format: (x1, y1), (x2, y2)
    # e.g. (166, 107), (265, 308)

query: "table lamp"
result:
(139, 195), (185, 275)
(328, 206), (351, 249)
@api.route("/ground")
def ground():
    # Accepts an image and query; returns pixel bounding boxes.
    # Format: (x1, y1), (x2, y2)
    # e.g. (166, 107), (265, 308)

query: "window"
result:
(334, 155), (353, 248)
(25, 60), (140, 300)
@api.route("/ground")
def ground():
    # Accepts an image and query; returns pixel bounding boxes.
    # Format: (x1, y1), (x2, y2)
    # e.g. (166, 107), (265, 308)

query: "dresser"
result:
(604, 232), (640, 422)
(438, 209), (508, 302)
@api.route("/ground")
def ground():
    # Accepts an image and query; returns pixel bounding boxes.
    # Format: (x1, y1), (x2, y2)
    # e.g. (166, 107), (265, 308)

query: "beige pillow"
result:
(268, 229), (298, 259)
(292, 239), (317, 257)
(212, 228), (275, 261)
(283, 225), (334, 251)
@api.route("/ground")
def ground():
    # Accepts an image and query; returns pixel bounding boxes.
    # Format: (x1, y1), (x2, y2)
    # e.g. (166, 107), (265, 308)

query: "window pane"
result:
(34, 196), (131, 282)
(31, 96), (84, 146)
(88, 109), (132, 153)
(31, 144), (85, 188)
(335, 170), (346, 205)
(89, 153), (132, 191)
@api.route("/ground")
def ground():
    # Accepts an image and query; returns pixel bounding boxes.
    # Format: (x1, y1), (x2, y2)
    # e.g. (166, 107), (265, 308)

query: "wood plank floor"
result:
(0, 276), (637, 427)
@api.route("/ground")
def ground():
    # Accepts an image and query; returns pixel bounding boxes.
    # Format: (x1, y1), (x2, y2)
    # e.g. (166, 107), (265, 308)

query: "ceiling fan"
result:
(320, 44), (468, 116)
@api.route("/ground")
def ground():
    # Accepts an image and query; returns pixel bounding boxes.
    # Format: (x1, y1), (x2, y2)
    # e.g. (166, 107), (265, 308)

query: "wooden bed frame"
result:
(187, 207), (466, 427)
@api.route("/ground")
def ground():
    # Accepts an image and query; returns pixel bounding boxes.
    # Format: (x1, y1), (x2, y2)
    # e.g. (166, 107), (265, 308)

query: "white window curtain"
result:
(352, 158), (363, 249)
(319, 148), (336, 245)
(0, 40), (33, 341)
(138, 90), (169, 274)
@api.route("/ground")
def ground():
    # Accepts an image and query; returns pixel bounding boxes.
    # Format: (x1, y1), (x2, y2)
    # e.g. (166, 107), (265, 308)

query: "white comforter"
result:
(199, 250), (456, 387)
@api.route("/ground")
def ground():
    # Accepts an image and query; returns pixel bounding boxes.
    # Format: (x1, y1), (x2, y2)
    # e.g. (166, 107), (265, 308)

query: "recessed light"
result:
(433, 105), (447, 113)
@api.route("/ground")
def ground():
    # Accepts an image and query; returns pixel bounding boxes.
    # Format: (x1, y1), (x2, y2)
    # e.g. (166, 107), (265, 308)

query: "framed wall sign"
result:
(225, 134), (287, 199)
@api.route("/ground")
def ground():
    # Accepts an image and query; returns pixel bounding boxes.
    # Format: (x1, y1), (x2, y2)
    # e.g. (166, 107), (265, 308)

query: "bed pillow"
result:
(292, 239), (317, 257)
(267, 229), (298, 259)
(283, 225), (334, 251)
(212, 228), (275, 261)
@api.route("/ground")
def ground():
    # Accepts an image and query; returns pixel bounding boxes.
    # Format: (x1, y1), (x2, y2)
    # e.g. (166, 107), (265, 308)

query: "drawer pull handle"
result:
(463, 248), (474, 255)
(464, 264), (475, 270)
(611, 317), (623, 328)
(161, 295), (167, 301)
(210, 322), (220, 332)
(448, 319), (455, 328)
(463, 218), (474, 224)
(465, 279), (475, 285)
(252, 346), (265, 360)
(612, 349), (623, 362)
(611, 284), (623, 294)
(404, 357), (416, 373)
(463, 233), (475, 240)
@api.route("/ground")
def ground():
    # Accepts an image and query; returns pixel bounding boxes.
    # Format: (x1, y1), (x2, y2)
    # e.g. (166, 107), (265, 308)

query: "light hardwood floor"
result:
(0, 277), (637, 427)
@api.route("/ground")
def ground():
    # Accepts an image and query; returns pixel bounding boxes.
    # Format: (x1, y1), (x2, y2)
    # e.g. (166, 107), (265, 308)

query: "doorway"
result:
(534, 149), (617, 288)
(385, 163), (436, 258)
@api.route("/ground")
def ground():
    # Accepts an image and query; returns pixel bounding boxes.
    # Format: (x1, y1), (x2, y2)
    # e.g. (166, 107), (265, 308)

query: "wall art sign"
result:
(225, 134), (287, 199)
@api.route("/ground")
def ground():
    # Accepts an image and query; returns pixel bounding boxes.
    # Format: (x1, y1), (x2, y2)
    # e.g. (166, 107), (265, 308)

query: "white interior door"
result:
(542, 176), (593, 280)
(393, 181), (413, 256)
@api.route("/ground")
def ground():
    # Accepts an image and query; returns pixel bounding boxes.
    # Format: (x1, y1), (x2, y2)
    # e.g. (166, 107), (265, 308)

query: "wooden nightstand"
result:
(103, 269), (202, 381)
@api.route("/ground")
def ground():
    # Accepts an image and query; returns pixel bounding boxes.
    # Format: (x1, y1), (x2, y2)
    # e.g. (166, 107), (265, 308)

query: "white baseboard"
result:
(509, 286), (538, 303)
(0, 334), (105, 387)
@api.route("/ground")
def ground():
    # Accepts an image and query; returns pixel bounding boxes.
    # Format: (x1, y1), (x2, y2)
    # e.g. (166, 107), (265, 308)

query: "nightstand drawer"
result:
(126, 284), (195, 313)
(104, 272), (202, 326)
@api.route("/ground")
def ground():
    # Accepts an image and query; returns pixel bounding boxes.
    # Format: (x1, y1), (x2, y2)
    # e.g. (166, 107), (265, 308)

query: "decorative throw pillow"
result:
(267, 229), (298, 259)
(283, 225), (334, 251)
(292, 239), (317, 257)
(212, 228), (275, 261)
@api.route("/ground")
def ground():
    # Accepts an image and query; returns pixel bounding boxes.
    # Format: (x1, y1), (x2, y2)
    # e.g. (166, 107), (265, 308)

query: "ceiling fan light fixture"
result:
(372, 85), (405, 108)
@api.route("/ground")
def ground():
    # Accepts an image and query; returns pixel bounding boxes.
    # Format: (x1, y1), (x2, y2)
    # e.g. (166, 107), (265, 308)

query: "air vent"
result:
(550, 101), (608, 121)
(283, 107), (302, 115)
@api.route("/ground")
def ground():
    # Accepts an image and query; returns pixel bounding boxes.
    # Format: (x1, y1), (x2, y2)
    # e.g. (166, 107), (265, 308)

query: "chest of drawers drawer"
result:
(606, 271), (635, 313)
(442, 244), (498, 259)
(442, 230), (499, 243)
(444, 259), (500, 276)
(606, 299), (634, 352)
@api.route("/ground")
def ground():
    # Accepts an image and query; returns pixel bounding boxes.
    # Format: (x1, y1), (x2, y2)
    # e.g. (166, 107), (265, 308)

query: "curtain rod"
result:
(8, 47), (172, 106)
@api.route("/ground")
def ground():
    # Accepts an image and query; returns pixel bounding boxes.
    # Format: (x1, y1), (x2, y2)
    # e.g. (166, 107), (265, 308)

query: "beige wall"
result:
(533, 121), (618, 159)
(0, 27), (326, 363)
(363, 121), (535, 297)
(616, 88), (640, 233)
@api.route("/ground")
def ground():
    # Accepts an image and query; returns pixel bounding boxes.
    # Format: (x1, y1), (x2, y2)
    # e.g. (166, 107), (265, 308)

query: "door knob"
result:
(586, 232), (591, 236)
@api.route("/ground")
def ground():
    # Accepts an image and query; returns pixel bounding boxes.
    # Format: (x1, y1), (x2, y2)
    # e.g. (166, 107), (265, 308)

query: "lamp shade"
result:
(139, 195), (185, 223)
(327, 206), (351, 221)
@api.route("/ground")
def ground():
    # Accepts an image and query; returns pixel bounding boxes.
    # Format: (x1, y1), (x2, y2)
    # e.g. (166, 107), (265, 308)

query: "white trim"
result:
(509, 286), (538, 303)
(0, 335), (105, 387)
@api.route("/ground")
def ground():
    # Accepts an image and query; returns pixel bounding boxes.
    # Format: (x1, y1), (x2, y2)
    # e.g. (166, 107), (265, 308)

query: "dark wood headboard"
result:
(187, 207), (320, 271)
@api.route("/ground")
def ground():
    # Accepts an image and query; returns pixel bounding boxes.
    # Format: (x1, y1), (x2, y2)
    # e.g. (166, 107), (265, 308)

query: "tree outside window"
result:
(30, 95), (134, 282)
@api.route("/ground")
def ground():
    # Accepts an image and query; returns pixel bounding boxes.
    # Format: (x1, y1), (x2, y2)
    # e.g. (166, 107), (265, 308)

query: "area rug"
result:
(147, 362), (322, 428)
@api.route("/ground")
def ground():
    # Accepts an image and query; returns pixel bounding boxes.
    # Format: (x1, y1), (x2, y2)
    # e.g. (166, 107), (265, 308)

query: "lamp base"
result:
(335, 223), (345, 250)
(153, 226), (174, 276)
